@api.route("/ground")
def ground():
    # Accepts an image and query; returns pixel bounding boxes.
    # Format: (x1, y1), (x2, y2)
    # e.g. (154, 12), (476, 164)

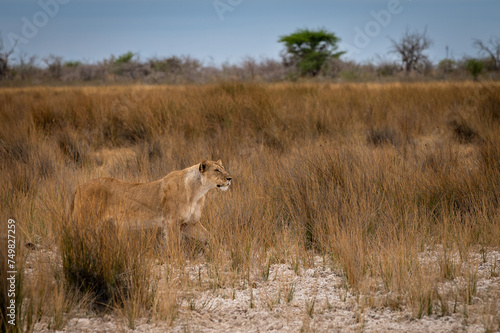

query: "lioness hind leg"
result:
(163, 219), (183, 253)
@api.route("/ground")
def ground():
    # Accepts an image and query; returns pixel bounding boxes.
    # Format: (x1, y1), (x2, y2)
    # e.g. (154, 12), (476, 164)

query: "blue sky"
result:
(1, 0), (499, 66)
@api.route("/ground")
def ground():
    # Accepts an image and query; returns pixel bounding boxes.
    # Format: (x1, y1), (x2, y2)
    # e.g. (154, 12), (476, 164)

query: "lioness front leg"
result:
(162, 217), (182, 249)
(181, 222), (209, 247)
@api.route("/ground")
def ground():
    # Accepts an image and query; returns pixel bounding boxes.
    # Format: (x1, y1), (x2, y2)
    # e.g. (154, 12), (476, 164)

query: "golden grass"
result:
(1, 81), (499, 330)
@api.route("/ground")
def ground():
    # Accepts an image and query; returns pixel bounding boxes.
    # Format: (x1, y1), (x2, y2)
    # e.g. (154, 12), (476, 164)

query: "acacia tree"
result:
(473, 36), (500, 70)
(389, 27), (433, 74)
(278, 28), (345, 77)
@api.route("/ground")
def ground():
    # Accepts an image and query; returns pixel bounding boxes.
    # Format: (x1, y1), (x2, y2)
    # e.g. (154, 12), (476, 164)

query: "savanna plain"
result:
(1, 82), (499, 332)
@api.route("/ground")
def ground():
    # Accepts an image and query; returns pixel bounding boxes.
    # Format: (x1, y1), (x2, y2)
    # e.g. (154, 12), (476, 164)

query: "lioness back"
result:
(72, 177), (164, 228)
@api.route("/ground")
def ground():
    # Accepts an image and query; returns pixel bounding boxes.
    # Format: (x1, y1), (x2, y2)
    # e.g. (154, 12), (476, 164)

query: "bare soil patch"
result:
(32, 250), (499, 332)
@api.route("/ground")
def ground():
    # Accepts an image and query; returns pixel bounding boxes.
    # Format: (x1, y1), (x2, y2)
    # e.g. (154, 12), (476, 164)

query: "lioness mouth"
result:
(217, 184), (229, 191)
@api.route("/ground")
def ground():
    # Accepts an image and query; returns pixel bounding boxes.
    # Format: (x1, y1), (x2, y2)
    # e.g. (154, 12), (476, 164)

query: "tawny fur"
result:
(71, 160), (232, 244)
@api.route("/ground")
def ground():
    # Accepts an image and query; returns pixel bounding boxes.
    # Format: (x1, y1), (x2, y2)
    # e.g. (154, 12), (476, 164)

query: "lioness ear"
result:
(199, 160), (208, 173)
(217, 159), (223, 166)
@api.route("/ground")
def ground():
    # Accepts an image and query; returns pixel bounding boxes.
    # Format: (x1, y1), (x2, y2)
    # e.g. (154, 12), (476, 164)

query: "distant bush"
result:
(115, 51), (135, 65)
(376, 61), (400, 77)
(465, 58), (484, 80)
(438, 59), (456, 74)
(64, 60), (81, 68)
(44, 55), (63, 79)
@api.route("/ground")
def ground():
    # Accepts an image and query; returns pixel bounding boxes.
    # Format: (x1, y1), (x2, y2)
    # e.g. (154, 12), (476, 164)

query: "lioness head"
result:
(199, 160), (232, 191)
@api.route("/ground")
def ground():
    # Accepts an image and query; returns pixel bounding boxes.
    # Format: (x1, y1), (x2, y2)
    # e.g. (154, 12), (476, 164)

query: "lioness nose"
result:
(227, 177), (232, 181)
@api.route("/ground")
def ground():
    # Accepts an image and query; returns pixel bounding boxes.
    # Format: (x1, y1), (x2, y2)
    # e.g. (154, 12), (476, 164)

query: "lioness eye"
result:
(215, 169), (220, 172)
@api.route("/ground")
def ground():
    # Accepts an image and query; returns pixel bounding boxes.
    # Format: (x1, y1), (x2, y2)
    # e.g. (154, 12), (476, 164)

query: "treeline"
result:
(1, 51), (499, 85)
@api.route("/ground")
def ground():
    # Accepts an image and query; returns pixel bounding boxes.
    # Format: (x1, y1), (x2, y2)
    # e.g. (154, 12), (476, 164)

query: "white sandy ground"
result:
(28, 248), (500, 333)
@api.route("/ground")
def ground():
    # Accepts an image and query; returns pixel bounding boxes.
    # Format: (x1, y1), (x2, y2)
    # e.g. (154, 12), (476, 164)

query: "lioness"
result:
(71, 160), (232, 245)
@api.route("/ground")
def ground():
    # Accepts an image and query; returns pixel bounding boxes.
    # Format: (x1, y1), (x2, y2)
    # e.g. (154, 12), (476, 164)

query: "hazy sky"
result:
(1, 0), (499, 66)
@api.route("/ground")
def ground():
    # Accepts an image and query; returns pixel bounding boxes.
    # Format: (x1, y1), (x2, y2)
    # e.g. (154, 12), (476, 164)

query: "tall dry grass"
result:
(0, 81), (499, 330)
